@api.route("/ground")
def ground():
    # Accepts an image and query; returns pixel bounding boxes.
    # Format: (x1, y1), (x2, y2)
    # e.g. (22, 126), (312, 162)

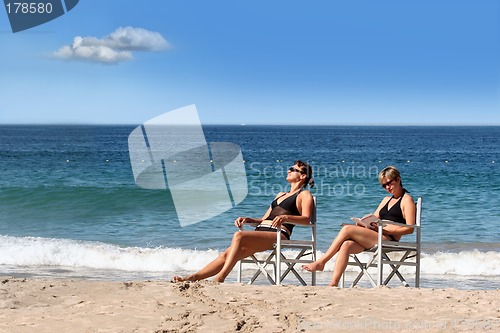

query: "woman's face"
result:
(287, 164), (304, 182)
(381, 176), (400, 194)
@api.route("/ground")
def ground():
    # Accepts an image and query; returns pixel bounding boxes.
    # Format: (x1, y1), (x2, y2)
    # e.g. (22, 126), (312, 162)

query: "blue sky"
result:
(1, 0), (499, 125)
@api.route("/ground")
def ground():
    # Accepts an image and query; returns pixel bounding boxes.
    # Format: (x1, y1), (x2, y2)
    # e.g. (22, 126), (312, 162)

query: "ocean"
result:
(0, 125), (499, 289)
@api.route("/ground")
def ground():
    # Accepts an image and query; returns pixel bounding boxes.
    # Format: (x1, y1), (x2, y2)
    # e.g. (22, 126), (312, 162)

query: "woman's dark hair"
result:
(295, 160), (315, 188)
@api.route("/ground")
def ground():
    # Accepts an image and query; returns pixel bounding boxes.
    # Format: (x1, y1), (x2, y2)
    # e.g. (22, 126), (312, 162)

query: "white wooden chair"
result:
(236, 197), (317, 286)
(341, 197), (422, 288)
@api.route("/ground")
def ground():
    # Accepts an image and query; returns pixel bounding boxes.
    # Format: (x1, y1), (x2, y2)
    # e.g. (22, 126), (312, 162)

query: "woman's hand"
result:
(234, 217), (248, 228)
(271, 215), (288, 228)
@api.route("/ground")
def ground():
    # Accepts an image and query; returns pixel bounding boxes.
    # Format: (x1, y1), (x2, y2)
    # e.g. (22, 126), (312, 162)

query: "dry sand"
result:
(0, 277), (499, 333)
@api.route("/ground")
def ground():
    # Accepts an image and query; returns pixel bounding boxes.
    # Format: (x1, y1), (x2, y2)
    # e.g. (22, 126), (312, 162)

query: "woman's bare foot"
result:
(302, 261), (325, 272)
(172, 275), (186, 282)
(172, 275), (196, 282)
(213, 275), (225, 283)
(327, 281), (339, 287)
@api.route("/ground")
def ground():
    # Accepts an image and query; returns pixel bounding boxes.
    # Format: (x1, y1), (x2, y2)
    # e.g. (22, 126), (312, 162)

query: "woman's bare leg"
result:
(173, 231), (281, 283)
(172, 250), (228, 282)
(328, 240), (365, 287)
(213, 231), (283, 282)
(303, 225), (384, 272)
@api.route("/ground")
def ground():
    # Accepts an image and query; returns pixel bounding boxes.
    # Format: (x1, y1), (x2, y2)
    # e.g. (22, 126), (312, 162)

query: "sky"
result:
(0, 0), (499, 125)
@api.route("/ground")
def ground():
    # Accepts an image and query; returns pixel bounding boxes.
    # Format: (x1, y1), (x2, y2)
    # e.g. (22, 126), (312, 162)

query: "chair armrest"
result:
(377, 220), (420, 229)
(342, 221), (419, 229)
(294, 222), (315, 227)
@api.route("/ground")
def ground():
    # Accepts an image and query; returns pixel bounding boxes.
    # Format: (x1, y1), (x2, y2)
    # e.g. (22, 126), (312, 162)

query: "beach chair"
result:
(236, 197), (317, 286)
(341, 197), (422, 288)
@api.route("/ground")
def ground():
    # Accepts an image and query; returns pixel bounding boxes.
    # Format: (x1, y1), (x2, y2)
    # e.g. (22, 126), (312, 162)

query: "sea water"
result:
(0, 125), (498, 289)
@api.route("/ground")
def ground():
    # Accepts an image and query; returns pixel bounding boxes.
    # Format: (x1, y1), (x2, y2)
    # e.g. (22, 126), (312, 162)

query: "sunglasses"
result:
(288, 167), (304, 174)
(381, 179), (396, 188)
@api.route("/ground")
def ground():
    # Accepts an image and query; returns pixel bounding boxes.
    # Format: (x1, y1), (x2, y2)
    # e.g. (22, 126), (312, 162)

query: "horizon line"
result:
(0, 122), (500, 127)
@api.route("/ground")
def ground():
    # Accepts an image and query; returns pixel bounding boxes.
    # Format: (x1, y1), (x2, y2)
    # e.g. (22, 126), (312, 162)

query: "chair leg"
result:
(282, 263), (307, 286)
(381, 252), (412, 287)
(277, 250), (313, 286)
(247, 253), (277, 284)
(383, 263), (410, 287)
(348, 248), (421, 288)
(415, 253), (421, 288)
(351, 254), (377, 288)
(237, 260), (242, 283)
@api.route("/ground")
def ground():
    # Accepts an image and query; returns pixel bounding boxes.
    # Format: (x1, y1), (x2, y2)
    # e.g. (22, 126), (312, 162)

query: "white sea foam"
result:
(0, 235), (499, 277)
(337, 250), (500, 276)
(0, 235), (219, 272)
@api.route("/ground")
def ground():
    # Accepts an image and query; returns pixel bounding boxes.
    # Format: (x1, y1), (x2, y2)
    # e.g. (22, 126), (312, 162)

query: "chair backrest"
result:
(415, 197), (422, 247)
(311, 196), (317, 243)
(311, 196), (317, 224)
(415, 197), (422, 227)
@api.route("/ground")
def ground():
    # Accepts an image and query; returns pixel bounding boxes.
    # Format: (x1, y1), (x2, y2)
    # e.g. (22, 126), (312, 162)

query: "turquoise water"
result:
(0, 125), (499, 288)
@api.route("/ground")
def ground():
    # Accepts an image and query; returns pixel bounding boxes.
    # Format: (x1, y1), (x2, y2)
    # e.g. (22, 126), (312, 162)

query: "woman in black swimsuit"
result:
(173, 160), (315, 283)
(302, 165), (416, 287)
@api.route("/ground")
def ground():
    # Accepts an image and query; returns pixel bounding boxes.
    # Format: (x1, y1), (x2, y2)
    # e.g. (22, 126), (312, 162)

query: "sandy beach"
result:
(0, 278), (498, 333)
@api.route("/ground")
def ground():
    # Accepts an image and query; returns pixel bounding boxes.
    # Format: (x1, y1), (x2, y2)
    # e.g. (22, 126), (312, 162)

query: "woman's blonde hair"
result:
(378, 165), (402, 186)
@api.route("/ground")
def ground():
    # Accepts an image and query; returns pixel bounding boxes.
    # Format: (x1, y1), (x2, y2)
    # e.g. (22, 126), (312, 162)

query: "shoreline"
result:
(0, 277), (499, 333)
(2, 265), (500, 291)
(1, 236), (499, 290)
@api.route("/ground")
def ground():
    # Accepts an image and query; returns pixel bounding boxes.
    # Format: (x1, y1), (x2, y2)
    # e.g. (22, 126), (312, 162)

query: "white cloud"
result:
(52, 27), (170, 64)
(104, 26), (170, 51)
